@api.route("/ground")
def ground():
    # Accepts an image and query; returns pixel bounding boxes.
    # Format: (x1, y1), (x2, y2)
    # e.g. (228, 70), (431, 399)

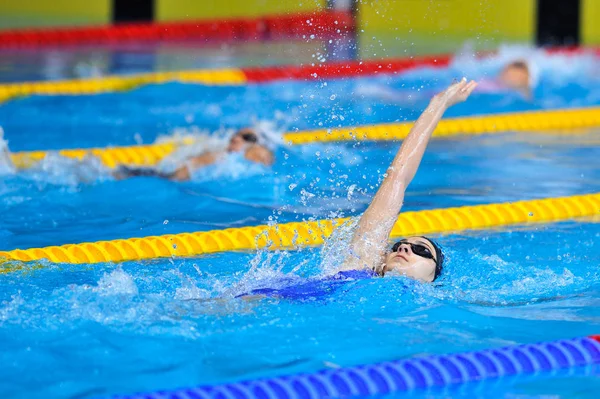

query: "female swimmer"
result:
(114, 128), (274, 181)
(240, 78), (477, 299)
(338, 78), (477, 282)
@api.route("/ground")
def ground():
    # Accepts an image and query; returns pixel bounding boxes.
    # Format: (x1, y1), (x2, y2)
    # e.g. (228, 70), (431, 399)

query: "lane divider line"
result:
(100, 335), (600, 399)
(2, 46), (598, 104)
(1, 192), (598, 267)
(0, 54), (449, 104)
(10, 107), (600, 169)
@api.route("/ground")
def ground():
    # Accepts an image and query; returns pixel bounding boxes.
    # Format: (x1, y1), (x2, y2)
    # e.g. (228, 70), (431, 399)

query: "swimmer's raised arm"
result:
(344, 78), (477, 273)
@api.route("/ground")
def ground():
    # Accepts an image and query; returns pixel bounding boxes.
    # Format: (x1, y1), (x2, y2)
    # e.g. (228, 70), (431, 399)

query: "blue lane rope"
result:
(104, 336), (600, 398)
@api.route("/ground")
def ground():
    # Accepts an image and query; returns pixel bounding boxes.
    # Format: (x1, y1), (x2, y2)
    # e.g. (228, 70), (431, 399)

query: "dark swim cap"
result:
(423, 237), (444, 281)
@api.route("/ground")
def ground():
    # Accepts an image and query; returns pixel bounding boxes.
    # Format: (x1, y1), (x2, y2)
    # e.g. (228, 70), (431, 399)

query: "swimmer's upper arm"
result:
(166, 152), (220, 181)
(188, 152), (219, 168)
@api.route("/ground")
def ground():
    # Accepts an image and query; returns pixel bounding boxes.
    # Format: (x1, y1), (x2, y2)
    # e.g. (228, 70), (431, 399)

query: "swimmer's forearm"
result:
(358, 100), (447, 229)
(388, 98), (448, 186)
(345, 100), (448, 271)
(345, 80), (476, 272)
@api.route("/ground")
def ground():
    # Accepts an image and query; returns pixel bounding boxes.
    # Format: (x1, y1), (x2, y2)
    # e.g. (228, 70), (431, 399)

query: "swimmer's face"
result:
(499, 64), (530, 91)
(383, 236), (437, 282)
(227, 129), (258, 152)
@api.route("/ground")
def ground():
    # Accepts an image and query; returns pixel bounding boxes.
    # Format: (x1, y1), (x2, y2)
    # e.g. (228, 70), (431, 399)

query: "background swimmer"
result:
(476, 59), (533, 98)
(356, 59), (528, 106)
(499, 60), (531, 93)
(114, 128), (274, 181)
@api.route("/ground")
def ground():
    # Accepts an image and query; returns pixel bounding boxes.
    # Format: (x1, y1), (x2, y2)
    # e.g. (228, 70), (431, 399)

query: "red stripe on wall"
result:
(0, 11), (354, 48)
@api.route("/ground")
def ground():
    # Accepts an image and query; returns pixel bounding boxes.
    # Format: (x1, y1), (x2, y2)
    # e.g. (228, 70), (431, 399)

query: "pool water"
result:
(0, 45), (599, 398)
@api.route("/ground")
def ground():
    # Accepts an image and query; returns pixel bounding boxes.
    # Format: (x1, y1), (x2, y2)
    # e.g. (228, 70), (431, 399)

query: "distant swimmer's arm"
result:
(244, 145), (275, 166)
(167, 152), (221, 181)
(343, 79), (478, 273)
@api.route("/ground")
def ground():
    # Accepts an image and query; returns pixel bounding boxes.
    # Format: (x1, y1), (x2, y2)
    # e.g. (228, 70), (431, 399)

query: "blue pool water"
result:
(0, 46), (599, 398)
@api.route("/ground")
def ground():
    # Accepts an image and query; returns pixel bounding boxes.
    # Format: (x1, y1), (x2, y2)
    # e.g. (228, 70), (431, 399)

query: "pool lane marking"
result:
(0, 68), (249, 104)
(10, 106), (600, 169)
(0, 54), (450, 104)
(0, 192), (598, 267)
(1, 46), (598, 104)
(97, 336), (600, 399)
(284, 106), (600, 144)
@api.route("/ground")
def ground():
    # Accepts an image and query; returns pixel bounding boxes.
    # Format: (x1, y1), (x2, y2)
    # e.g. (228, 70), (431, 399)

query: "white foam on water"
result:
(94, 267), (139, 296)
(0, 127), (15, 175)
(318, 216), (360, 276)
(452, 43), (600, 87)
(433, 245), (592, 307)
(23, 152), (110, 186)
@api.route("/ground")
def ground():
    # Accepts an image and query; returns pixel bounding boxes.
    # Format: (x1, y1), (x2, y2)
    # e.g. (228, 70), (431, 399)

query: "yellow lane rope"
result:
(10, 107), (600, 169)
(285, 106), (600, 144)
(0, 69), (247, 104)
(11, 138), (200, 169)
(1, 192), (598, 267)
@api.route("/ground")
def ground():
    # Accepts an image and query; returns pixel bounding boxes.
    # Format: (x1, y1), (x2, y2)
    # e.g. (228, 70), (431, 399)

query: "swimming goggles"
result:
(240, 132), (258, 143)
(391, 240), (435, 260)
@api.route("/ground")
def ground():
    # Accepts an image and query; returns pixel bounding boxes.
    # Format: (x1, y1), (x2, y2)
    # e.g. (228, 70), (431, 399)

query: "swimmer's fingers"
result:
(435, 78), (477, 107)
(457, 80), (478, 101)
(463, 80), (478, 95)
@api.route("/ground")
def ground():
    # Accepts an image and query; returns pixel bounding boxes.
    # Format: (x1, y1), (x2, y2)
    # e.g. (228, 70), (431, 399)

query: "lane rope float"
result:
(0, 68), (248, 104)
(11, 139), (195, 169)
(1, 46), (598, 104)
(103, 335), (600, 399)
(10, 106), (600, 169)
(1, 192), (598, 267)
(285, 106), (600, 144)
(0, 54), (449, 105)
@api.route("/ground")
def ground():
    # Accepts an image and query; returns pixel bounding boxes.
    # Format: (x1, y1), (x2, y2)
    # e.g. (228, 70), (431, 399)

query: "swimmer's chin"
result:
(382, 266), (413, 278)
(383, 267), (431, 282)
(384, 269), (407, 278)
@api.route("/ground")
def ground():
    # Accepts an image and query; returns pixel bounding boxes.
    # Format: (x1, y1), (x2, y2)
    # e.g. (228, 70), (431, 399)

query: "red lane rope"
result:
(0, 11), (354, 48)
(240, 46), (600, 83)
(241, 54), (452, 82)
(591, 335), (600, 343)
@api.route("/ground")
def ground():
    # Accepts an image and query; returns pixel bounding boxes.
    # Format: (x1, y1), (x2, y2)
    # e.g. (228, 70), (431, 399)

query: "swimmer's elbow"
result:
(263, 154), (275, 166)
(169, 166), (191, 181)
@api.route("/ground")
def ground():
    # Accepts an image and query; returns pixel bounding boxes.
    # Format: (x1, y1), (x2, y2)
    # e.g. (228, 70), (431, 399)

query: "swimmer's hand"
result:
(432, 78), (478, 108)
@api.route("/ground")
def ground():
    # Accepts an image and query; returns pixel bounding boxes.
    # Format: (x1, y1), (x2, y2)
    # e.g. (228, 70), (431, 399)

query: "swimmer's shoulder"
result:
(187, 151), (223, 167)
(244, 145), (274, 166)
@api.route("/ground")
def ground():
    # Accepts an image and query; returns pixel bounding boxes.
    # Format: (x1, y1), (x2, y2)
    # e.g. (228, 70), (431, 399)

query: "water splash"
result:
(94, 267), (139, 296)
(0, 127), (15, 175)
(318, 217), (360, 276)
(23, 152), (110, 186)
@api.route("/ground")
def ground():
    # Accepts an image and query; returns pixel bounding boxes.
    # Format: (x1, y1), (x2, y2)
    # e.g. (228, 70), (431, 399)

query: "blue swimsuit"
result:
(237, 269), (378, 300)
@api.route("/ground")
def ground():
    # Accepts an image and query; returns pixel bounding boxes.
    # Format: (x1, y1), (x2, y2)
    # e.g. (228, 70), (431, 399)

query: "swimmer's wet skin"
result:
(239, 79), (476, 299)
